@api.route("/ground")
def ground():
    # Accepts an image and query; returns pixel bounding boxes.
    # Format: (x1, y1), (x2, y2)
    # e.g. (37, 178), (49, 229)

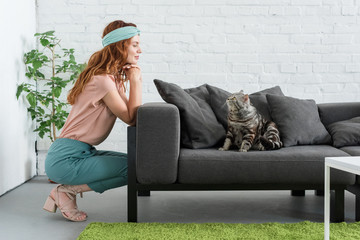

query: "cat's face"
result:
(226, 90), (250, 112)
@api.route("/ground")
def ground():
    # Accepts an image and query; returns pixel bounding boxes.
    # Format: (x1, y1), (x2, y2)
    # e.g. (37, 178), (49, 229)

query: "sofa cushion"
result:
(206, 85), (284, 129)
(178, 146), (354, 186)
(339, 146), (360, 156)
(340, 146), (360, 184)
(154, 79), (225, 149)
(267, 95), (332, 147)
(327, 117), (360, 147)
(250, 86), (285, 121)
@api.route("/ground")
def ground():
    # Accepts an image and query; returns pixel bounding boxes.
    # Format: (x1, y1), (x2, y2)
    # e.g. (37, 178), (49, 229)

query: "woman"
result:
(43, 20), (142, 222)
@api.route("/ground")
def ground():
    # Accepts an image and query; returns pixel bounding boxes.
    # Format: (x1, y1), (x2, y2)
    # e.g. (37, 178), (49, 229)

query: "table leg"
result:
(324, 164), (330, 240)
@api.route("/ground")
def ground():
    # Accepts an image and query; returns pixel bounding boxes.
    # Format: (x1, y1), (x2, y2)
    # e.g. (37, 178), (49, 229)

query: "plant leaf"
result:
(38, 130), (45, 139)
(26, 92), (36, 108)
(43, 30), (55, 36)
(16, 85), (24, 99)
(51, 77), (62, 82)
(40, 38), (50, 47)
(38, 108), (45, 115)
(53, 87), (62, 98)
(25, 72), (32, 78)
(69, 55), (75, 62)
(35, 71), (45, 79)
(32, 60), (42, 70)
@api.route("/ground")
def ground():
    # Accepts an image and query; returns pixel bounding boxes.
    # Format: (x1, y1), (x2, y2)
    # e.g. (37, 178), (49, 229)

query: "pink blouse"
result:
(59, 74), (121, 145)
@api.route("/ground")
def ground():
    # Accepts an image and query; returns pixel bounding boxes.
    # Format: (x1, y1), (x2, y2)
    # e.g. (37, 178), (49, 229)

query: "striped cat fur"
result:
(219, 91), (283, 152)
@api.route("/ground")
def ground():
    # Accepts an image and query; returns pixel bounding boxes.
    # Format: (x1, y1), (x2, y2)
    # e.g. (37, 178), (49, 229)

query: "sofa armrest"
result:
(136, 102), (180, 184)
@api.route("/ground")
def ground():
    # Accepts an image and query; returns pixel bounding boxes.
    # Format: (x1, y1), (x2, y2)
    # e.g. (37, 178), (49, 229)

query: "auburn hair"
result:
(67, 20), (137, 105)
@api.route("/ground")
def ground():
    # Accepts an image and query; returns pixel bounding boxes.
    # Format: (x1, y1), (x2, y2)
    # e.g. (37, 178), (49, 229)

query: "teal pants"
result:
(45, 138), (127, 193)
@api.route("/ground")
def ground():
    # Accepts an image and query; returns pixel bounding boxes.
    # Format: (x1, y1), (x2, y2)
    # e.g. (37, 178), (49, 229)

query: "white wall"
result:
(0, 1), (37, 195)
(36, 0), (360, 173)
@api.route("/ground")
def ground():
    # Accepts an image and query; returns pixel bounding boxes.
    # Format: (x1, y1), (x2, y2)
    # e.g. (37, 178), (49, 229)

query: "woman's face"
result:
(126, 35), (141, 64)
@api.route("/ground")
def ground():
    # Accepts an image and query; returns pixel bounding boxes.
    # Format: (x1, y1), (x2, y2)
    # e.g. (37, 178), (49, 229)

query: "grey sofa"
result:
(127, 101), (360, 223)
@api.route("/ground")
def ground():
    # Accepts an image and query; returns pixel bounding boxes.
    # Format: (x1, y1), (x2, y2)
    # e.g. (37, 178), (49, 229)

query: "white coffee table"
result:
(324, 156), (360, 240)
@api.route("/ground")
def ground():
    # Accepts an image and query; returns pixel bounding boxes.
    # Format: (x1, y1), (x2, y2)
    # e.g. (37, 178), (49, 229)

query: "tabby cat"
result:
(219, 91), (283, 152)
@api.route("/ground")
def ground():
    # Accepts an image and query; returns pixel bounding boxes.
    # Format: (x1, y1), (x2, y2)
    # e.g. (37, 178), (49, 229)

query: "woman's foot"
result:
(43, 185), (87, 222)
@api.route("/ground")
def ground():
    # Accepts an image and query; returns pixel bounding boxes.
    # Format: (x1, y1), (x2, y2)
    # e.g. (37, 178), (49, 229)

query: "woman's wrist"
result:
(129, 75), (142, 83)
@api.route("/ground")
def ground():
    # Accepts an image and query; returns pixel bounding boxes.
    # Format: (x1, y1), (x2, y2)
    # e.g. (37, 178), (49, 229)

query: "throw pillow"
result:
(327, 117), (360, 147)
(153, 79), (225, 149)
(205, 85), (231, 129)
(206, 85), (285, 129)
(266, 94), (331, 147)
(249, 86), (285, 121)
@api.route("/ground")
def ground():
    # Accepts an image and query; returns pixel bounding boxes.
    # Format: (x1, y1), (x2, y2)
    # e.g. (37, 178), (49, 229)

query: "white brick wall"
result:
(36, 0), (360, 172)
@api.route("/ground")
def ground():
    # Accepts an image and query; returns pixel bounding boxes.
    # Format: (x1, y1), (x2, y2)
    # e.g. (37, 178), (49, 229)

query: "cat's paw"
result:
(260, 136), (273, 150)
(239, 148), (248, 152)
(218, 147), (229, 151)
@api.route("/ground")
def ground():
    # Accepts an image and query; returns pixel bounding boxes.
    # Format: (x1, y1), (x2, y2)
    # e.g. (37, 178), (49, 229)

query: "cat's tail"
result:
(260, 122), (283, 150)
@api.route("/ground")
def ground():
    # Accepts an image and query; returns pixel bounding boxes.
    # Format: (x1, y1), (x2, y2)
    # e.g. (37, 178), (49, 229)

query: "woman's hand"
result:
(123, 64), (142, 82)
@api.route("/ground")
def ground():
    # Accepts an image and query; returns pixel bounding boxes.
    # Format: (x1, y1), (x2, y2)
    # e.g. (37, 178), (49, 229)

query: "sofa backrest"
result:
(318, 102), (360, 127)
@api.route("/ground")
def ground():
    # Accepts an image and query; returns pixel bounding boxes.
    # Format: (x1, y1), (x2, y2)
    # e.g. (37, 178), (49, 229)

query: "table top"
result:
(325, 156), (360, 175)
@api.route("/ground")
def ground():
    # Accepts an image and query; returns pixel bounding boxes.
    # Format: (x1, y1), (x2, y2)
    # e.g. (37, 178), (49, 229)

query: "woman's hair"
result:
(67, 20), (137, 105)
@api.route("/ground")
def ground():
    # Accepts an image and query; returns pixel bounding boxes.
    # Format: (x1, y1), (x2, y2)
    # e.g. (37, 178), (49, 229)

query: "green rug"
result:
(77, 221), (360, 240)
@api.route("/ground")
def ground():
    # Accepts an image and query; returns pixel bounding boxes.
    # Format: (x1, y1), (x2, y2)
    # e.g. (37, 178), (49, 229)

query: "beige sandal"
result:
(43, 184), (87, 222)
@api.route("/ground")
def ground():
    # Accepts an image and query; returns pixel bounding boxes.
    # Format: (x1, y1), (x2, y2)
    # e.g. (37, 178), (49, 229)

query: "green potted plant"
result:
(16, 31), (85, 142)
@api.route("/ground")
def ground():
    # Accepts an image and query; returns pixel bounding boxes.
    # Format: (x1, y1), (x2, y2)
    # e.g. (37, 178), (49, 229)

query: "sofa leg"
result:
(291, 190), (305, 196)
(346, 185), (360, 221)
(127, 126), (138, 222)
(128, 187), (138, 222)
(315, 190), (324, 196)
(330, 189), (344, 222)
(138, 190), (150, 196)
(356, 194), (360, 222)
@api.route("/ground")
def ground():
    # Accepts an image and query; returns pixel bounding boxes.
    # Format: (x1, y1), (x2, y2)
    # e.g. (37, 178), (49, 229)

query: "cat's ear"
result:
(244, 94), (249, 102)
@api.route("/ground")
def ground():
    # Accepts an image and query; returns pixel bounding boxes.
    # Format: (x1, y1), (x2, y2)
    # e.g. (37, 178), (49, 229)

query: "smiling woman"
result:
(43, 20), (142, 222)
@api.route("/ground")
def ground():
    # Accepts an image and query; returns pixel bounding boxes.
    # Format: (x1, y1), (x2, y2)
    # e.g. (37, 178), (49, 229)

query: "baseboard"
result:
(0, 175), (37, 197)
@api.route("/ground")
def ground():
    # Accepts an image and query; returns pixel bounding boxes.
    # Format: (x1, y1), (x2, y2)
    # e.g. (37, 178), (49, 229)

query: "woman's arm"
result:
(103, 65), (142, 125)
